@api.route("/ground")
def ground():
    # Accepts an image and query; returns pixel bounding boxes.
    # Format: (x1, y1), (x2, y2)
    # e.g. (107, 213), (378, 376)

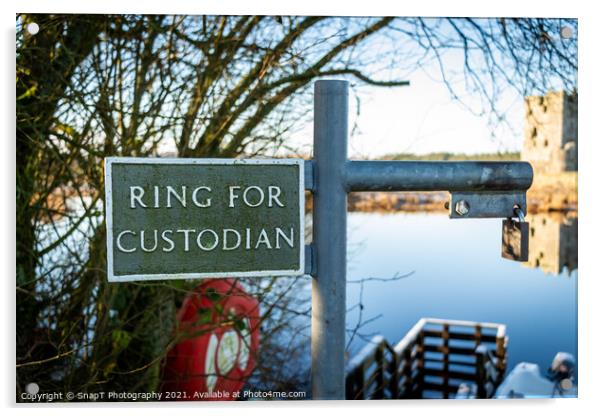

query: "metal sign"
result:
(105, 158), (304, 282)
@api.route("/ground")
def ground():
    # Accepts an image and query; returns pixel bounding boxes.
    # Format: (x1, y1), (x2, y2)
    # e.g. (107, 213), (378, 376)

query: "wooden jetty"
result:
(345, 318), (508, 399)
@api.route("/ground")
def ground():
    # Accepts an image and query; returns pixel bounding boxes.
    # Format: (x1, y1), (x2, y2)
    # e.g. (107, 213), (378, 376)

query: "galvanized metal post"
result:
(312, 80), (348, 399)
(308, 79), (532, 400)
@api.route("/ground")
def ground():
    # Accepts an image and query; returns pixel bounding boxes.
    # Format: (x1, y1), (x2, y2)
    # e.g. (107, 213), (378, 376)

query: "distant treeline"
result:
(382, 152), (521, 161)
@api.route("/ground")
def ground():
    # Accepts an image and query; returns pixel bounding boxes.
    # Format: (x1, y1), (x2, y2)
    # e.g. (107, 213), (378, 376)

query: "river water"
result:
(35, 198), (577, 390)
(345, 211), (577, 376)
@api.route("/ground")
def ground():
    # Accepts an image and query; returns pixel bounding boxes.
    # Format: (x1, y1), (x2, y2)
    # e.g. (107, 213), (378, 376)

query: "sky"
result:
(282, 18), (542, 160)
(348, 73), (525, 158)
(153, 16), (576, 160)
(289, 61), (526, 159)
(156, 17), (559, 160)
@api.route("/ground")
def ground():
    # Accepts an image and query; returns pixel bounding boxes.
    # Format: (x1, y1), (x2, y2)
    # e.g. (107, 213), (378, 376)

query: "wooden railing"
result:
(345, 318), (508, 399)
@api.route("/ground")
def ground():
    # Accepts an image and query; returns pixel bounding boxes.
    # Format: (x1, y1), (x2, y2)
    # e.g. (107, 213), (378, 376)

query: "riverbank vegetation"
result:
(381, 152), (521, 161)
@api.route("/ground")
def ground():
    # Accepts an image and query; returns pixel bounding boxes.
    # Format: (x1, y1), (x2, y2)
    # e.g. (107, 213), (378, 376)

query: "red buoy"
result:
(161, 279), (260, 401)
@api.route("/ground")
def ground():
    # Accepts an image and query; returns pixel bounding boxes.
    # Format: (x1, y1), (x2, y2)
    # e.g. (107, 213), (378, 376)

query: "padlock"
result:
(501, 207), (529, 262)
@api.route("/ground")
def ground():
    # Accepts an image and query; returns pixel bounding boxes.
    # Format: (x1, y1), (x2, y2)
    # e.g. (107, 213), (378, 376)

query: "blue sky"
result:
(346, 73), (525, 158)
(289, 39), (527, 159)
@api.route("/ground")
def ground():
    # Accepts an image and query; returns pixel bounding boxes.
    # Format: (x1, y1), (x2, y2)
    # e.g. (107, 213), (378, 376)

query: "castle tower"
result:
(523, 213), (577, 275)
(521, 91), (578, 174)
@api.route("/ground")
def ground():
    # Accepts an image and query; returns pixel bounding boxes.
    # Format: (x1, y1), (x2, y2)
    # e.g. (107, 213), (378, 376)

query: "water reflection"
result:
(346, 211), (578, 375)
(523, 213), (578, 276)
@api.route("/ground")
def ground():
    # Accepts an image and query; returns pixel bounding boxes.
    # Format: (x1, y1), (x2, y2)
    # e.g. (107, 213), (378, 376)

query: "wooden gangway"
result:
(345, 318), (508, 399)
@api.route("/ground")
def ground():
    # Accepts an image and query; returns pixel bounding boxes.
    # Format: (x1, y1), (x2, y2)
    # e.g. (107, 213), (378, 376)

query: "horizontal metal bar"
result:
(345, 161), (533, 192)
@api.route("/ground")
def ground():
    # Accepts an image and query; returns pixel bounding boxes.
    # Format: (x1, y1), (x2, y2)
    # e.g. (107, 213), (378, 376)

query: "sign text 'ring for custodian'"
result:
(104, 158), (304, 282)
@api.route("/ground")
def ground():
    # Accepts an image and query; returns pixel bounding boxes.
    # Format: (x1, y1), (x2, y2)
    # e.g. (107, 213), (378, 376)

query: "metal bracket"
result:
(448, 191), (527, 219)
(304, 244), (315, 277)
(304, 160), (315, 191)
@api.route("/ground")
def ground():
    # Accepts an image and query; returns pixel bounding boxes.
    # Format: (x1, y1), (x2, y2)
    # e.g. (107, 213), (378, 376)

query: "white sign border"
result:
(104, 157), (305, 282)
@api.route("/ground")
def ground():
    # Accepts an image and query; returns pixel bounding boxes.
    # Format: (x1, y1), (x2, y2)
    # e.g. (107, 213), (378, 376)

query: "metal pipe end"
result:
(314, 79), (350, 94)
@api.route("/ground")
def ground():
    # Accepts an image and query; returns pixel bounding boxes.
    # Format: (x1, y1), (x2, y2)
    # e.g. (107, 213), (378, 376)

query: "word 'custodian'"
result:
(115, 184), (295, 253)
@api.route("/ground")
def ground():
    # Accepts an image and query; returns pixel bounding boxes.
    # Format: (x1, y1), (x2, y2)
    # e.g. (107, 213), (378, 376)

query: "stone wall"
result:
(521, 91), (578, 174)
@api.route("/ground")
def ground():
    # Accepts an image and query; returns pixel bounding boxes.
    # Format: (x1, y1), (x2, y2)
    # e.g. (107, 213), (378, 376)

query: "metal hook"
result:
(513, 204), (526, 222)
